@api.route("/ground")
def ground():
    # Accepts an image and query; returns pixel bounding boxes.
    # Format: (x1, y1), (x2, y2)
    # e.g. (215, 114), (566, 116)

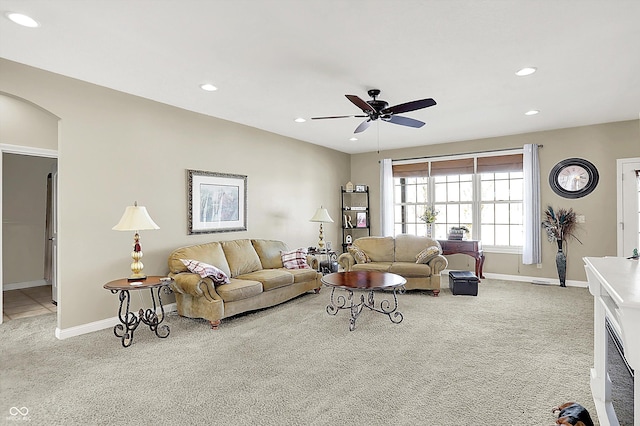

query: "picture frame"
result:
(355, 184), (367, 192)
(187, 169), (247, 234)
(356, 212), (367, 228)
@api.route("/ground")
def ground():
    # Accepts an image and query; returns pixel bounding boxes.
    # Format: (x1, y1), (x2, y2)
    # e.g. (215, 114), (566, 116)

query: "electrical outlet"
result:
(576, 215), (586, 223)
(536, 263), (542, 269)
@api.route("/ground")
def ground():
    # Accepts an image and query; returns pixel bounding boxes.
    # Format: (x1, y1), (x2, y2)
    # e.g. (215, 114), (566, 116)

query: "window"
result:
(480, 171), (523, 246)
(432, 174), (473, 239)
(393, 176), (428, 236)
(392, 152), (523, 251)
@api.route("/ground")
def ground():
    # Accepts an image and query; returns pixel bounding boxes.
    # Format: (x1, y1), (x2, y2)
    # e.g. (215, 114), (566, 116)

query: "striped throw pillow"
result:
(281, 248), (310, 269)
(180, 259), (230, 285)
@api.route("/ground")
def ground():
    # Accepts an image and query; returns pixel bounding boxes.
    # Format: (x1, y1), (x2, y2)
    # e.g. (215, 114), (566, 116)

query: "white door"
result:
(617, 158), (640, 257)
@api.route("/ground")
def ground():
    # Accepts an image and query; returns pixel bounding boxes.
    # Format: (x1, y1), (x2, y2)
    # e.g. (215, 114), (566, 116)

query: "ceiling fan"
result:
(312, 89), (436, 133)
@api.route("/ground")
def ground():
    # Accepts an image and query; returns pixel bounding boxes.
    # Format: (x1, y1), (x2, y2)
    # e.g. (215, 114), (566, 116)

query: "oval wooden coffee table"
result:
(321, 271), (406, 331)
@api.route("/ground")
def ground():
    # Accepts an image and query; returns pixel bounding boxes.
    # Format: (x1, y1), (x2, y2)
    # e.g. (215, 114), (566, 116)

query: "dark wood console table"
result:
(438, 239), (485, 279)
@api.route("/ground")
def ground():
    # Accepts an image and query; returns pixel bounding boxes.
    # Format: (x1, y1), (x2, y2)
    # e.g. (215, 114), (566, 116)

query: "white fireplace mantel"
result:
(584, 256), (639, 426)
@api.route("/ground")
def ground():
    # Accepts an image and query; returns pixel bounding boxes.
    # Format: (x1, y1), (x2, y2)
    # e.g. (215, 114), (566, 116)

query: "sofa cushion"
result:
(216, 278), (263, 302)
(352, 262), (392, 272)
(415, 246), (442, 264)
(348, 246), (370, 264)
(236, 269), (294, 291)
(281, 248), (310, 269)
(168, 242), (231, 278)
(395, 234), (440, 262)
(252, 239), (288, 269)
(390, 262), (432, 277)
(354, 236), (395, 262)
(222, 239), (263, 277)
(180, 259), (230, 285)
(281, 267), (318, 283)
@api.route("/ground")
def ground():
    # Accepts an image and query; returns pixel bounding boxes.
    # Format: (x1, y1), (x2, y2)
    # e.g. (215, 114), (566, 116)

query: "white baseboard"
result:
(3, 279), (48, 291)
(55, 302), (177, 340)
(442, 269), (588, 288)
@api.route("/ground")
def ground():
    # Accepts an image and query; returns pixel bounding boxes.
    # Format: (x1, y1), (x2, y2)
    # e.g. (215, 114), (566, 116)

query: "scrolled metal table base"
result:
(326, 286), (405, 331)
(111, 285), (171, 347)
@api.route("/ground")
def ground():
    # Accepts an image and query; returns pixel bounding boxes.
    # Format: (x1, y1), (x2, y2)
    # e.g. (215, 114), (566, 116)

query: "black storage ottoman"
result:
(449, 271), (479, 296)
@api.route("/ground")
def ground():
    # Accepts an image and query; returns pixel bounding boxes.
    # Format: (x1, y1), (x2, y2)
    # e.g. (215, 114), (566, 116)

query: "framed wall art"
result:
(187, 169), (247, 234)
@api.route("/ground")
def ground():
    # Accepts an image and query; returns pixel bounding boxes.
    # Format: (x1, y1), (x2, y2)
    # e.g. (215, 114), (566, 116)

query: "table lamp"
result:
(112, 201), (160, 280)
(309, 206), (334, 251)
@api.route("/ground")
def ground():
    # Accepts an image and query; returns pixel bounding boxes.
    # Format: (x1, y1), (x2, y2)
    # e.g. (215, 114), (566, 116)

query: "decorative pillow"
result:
(280, 248), (310, 270)
(415, 246), (442, 264)
(348, 246), (371, 264)
(180, 259), (230, 285)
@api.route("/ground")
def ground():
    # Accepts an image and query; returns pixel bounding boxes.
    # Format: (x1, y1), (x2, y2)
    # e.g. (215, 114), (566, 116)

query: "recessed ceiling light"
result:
(294, 117), (306, 123)
(199, 83), (218, 92)
(349, 137), (358, 141)
(525, 110), (540, 116)
(515, 67), (537, 77)
(6, 12), (40, 28)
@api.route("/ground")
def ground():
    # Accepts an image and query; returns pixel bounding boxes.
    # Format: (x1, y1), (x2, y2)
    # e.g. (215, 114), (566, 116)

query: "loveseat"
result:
(167, 239), (321, 329)
(337, 234), (447, 296)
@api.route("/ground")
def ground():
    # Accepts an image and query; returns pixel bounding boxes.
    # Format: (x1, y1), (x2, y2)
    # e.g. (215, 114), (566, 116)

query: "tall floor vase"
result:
(556, 239), (567, 287)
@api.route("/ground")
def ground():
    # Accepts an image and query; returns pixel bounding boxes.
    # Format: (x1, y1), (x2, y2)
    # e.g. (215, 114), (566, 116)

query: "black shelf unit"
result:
(341, 186), (370, 252)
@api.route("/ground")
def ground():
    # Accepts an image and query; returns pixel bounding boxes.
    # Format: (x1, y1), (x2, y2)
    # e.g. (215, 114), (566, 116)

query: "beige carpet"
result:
(1, 279), (597, 425)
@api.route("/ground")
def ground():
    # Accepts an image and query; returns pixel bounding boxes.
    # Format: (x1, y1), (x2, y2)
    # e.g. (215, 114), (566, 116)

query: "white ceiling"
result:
(1, 0), (639, 154)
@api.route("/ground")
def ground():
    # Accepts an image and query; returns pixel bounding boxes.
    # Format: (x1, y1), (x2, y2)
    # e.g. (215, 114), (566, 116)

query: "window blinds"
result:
(391, 154), (522, 177)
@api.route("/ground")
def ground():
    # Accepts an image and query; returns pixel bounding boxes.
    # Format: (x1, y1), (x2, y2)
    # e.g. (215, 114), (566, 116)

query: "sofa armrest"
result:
(338, 253), (355, 271)
(170, 272), (221, 302)
(428, 255), (448, 275)
(307, 255), (318, 271)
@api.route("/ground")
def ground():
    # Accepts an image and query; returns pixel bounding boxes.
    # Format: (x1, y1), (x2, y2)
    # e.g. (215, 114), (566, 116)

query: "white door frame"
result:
(0, 143), (58, 325)
(616, 157), (640, 257)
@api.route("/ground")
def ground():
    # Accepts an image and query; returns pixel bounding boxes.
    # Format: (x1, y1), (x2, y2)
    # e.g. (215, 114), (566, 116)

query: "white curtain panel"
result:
(380, 158), (394, 236)
(523, 144), (541, 264)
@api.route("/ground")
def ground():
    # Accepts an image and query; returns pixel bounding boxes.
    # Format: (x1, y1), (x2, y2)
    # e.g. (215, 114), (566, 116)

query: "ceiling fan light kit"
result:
(312, 89), (436, 134)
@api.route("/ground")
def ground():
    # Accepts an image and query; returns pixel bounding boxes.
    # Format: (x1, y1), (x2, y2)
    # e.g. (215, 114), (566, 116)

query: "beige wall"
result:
(350, 120), (640, 282)
(0, 93), (59, 150)
(1, 55), (637, 331)
(0, 58), (350, 330)
(2, 153), (57, 284)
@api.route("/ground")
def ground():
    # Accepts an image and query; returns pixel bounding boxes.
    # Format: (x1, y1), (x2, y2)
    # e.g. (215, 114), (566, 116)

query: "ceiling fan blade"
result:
(382, 98), (436, 115)
(346, 95), (375, 113)
(354, 119), (372, 133)
(311, 115), (367, 120)
(385, 115), (425, 128)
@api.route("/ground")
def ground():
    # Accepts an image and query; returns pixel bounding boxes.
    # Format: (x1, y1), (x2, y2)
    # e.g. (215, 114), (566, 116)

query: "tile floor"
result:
(2, 285), (56, 322)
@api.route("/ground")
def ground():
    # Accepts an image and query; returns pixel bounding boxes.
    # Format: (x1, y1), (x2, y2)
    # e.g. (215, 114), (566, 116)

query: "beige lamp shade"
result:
(112, 202), (159, 280)
(310, 207), (333, 251)
(112, 202), (160, 231)
(309, 207), (334, 223)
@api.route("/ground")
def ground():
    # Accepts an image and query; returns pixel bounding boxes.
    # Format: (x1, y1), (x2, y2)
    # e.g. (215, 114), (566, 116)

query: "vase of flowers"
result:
(419, 206), (439, 238)
(541, 206), (582, 287)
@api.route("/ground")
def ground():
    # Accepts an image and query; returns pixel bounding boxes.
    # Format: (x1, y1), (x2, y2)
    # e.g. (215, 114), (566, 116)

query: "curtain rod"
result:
(385, 145), (543, 163)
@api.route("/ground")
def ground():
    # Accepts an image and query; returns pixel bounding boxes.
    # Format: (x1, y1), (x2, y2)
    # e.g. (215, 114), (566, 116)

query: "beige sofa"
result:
(337, 234), (447, 296)
(167, 239), (321, 329)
